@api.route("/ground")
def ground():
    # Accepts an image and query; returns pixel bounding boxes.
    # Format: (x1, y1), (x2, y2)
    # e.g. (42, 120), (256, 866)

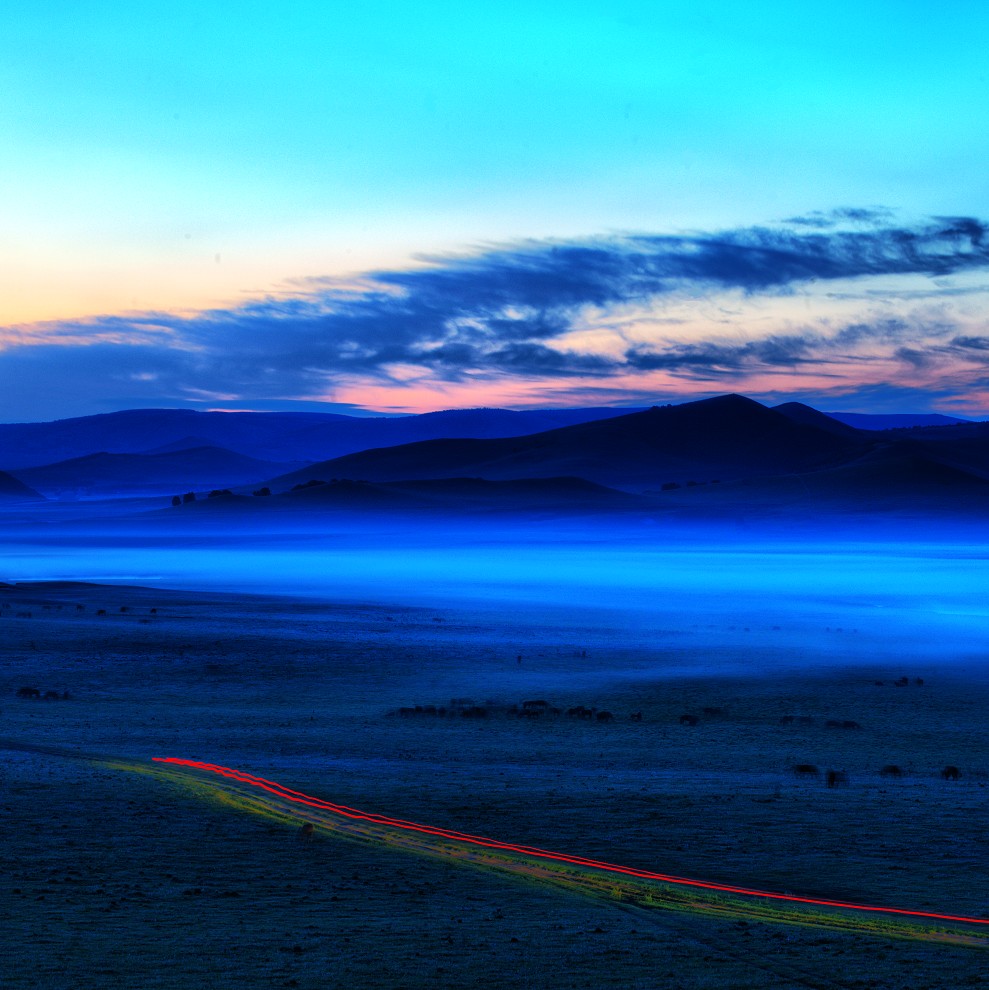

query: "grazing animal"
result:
(595, 710), (614, 723)
(298, 822), (315, 843)
(522, 699), (549, 710)
(894, 676), (909, 687)
(678, 714), (699, 726)
(16, 686), (41, 699)
(779, 715), (795, 725)
(826, 770), (848, 788)
(119, 606), (129, 613)
(880, 765), (904, 778)
(942, 765), (961, 781)
(43, 690), (60, 700)
(96, 609), (107, 616)
(793, 764), (819, 778)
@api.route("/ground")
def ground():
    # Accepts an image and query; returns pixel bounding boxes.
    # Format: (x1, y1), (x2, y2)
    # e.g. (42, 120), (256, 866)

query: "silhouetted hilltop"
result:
(269, 394), (866, 491)
(17, 446), (301, 497)
(0, 469), (43, 501)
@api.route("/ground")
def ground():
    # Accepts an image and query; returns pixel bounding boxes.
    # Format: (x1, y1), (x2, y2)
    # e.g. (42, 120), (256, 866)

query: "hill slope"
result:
(269, 394), (867, 491)
(0, 469), (43, 501)
(17, 446), (300, 497)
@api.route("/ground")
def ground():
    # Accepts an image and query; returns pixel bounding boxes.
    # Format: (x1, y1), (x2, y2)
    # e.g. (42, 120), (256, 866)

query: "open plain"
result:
(2, 535), (989, 989)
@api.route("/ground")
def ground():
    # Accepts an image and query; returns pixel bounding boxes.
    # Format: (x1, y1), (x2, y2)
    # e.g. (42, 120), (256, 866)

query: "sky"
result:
(2, 1), (989, 421)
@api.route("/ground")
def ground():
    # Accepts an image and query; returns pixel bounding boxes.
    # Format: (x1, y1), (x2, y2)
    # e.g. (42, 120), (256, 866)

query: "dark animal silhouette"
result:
(595, 710), (614, 723)
(894, 676), (909, 687)
(522, 699), (549, 710)
(880, 765), (904, 778)
(96, 609), (107, 616)
(679, 714), (699, 726)
(914, 677), (924, 686)
(43, 690), (60, 700)
(942, 765), (961, 781)
(793, 764), (819, 778)
(779, 715), (795, 725)
(841, 720), (861, 730)
(16, 686), (41, 699)
(826, 770), (848, 788)
(298, 822), (315, 843)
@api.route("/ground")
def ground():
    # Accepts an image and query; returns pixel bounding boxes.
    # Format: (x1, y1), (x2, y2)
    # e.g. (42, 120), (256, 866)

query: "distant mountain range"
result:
(3, 396), (989, 518)
(14, 446), (301, 498)
(0, 405), (644, 470)
(824, 411), (970, 430)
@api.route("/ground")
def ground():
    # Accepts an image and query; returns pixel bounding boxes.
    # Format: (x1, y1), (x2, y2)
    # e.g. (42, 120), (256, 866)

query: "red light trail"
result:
(152, 756), (989, 929)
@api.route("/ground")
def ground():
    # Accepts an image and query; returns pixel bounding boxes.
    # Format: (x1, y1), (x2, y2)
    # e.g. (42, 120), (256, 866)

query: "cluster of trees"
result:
(170, 487), (271, 506)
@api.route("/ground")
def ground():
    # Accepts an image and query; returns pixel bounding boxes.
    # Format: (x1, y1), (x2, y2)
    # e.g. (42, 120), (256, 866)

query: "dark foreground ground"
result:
(2, 581), (988, 989)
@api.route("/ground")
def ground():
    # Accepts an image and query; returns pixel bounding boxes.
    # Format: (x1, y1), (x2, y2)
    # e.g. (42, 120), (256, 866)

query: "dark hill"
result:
(0, 469), (43, 501)
(269, 394), (867, 492)
(773, 402), (862, 438)
(17, 446), (302, 497)
(652, 442), (989, 518)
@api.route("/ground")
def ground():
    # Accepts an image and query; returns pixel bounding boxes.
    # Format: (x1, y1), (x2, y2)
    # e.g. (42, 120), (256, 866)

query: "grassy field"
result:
(2, 577), (988, 988)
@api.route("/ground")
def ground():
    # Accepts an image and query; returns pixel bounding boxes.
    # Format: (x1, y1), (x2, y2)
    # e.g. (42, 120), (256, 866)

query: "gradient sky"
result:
(2, 1), (989, 420)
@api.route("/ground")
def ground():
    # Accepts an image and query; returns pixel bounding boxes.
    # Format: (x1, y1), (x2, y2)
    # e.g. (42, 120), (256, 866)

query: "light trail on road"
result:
(151, 756), (989, 939)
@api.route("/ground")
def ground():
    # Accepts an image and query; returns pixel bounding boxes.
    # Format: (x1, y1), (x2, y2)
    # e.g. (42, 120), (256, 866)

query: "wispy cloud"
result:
(2, 211), (989, 418)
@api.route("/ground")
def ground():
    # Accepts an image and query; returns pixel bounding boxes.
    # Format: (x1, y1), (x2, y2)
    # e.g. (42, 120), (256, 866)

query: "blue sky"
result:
(2, 2), (988, 419)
